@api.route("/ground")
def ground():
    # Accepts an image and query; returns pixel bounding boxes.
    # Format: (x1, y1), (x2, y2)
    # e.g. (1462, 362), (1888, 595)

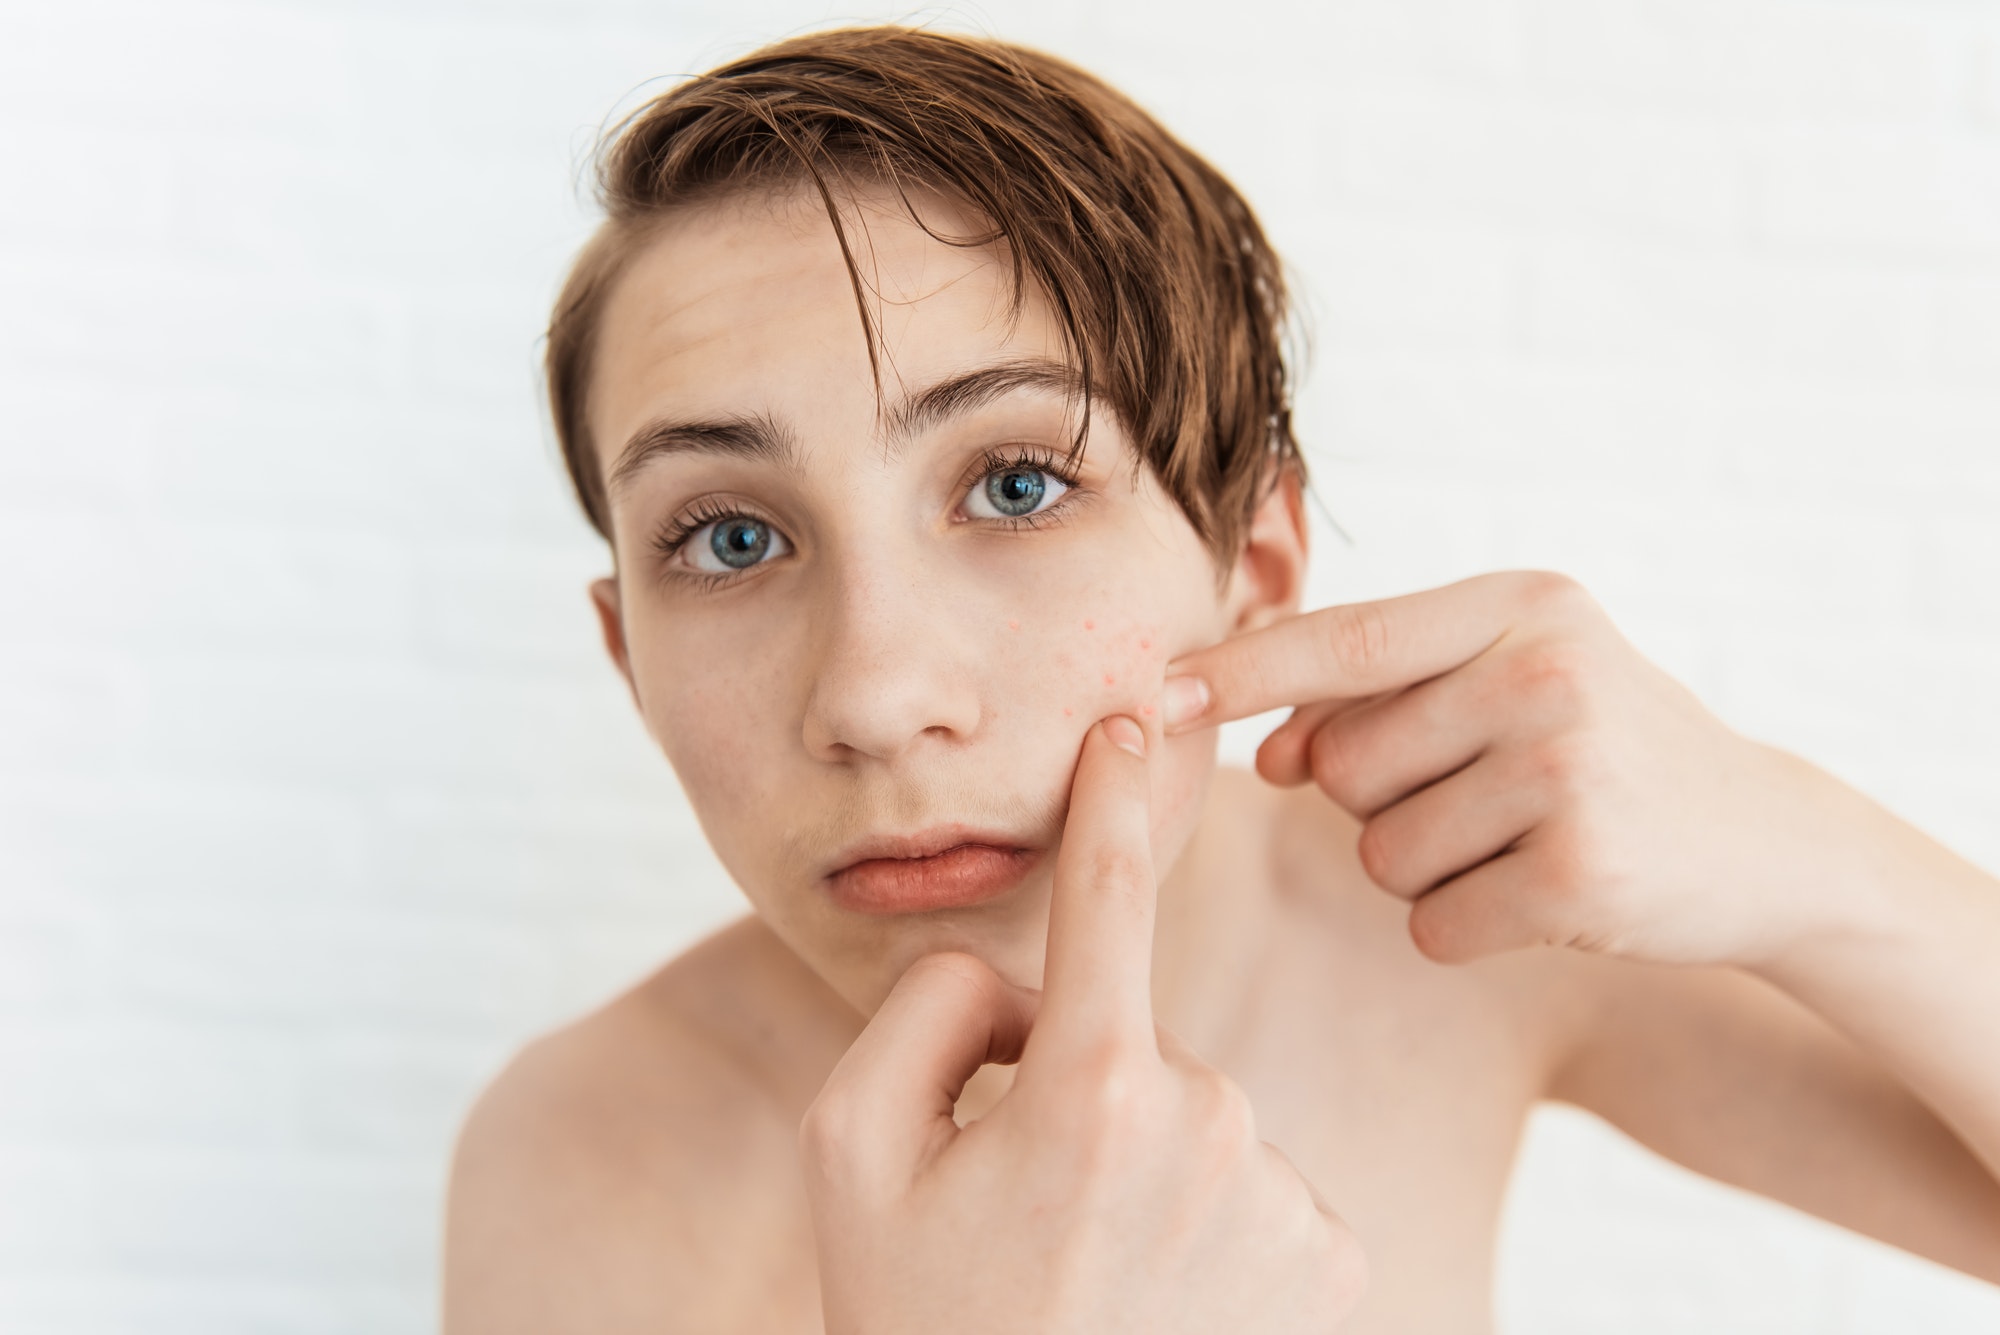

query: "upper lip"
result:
(824, 824), (1037, 878)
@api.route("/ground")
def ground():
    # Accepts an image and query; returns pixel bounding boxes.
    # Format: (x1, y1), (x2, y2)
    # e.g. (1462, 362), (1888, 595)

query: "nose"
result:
(800, 544), (983, 763)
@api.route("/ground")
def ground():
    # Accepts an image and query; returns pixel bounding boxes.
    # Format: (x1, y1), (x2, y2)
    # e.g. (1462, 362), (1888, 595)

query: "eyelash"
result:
(649, 496), (772, 592)
(648, 443), (1086, 588)
(957, 443), (1086, 532)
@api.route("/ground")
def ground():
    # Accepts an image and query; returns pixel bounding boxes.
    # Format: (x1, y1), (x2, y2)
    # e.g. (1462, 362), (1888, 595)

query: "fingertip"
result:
(1101, 714), (1146, 758)
(1255, 714), (1312, 786)
(1160, 673), (1211, 733)
(1407, 891), (1505, 964)
(1254, 740), (1302, 787)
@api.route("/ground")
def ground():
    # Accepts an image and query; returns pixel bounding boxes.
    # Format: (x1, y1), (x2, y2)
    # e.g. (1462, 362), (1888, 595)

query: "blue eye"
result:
(967, 465), (1069, 520)
(987, 469), (1044, 515)
(711, 517), (769, 567)
(686, 515), (788, 574)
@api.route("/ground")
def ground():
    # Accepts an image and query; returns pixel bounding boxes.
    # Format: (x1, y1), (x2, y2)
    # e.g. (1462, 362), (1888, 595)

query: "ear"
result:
(1220, 468), (1309, 635)
(589, 576), (644, 714)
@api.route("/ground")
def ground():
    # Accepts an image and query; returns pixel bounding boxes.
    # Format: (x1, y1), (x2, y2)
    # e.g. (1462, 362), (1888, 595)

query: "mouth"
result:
(823, 826), (1043, 916)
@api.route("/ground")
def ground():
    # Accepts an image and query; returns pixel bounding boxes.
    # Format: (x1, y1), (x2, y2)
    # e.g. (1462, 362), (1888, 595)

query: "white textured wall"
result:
(1, 0), (1997, 1330)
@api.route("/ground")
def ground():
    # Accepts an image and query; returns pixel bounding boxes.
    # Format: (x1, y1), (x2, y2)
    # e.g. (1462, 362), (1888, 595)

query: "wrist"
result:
(1743, 746), (1987, 991)
(1732, 746), (1906, 971)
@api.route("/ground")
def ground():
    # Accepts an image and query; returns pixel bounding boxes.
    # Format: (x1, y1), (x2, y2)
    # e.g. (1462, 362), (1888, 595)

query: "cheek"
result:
(994, 601), (1202, 727)
(1149, 727), (1218, 868)
(656, 693), (767, 844)
(628, 624), (792, 863)
(986, 593), (1216, 823)
(988, 611), (1216, 876)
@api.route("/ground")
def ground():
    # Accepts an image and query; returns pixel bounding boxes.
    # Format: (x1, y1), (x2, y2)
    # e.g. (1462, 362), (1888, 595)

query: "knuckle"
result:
(1515, 569), (1596, 618)
(1536, 817), (1607, 903)
(1507, 638), (1600, 718)
(1058, 1055), (1151, 1155)
(1256, 1143), (1369, 1320)
(1200, 1074), (1258, 1149)
(1089, 1062), (1149, 1127)
(1529, 731), (1606, 803)
(796, 1093), (856, 1174)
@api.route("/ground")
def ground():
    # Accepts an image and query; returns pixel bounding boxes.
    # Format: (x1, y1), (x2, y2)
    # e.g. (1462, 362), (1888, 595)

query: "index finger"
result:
(1030, 715), (1159, 1059)
(804, 951), (1037, 1189)
(1162, 571), (1538, 733)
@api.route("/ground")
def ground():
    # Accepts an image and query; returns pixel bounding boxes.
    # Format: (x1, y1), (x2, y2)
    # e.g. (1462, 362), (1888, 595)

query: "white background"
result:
(2, 0), (1998, 1330)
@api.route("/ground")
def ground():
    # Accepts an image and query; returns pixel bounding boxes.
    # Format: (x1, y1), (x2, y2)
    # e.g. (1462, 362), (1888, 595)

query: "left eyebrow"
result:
(883, 357), (1087, 450)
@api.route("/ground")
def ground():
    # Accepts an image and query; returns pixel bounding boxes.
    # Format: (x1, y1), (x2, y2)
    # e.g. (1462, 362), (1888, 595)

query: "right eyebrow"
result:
(606, 412), (801, 497)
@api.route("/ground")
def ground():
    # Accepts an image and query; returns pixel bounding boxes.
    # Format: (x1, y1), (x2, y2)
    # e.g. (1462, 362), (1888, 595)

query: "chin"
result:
(825, 878), (1060, 1016)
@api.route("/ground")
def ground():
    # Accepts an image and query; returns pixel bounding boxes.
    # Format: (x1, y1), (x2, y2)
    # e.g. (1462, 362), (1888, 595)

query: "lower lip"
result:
(825, 844), (1039, 915)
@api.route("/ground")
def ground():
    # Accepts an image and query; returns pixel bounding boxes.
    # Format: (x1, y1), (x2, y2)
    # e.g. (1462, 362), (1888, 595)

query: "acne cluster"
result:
(1010, 614), (1169, 725)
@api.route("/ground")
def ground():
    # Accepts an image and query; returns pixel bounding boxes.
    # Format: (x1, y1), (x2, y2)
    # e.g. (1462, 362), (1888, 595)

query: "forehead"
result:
(587, 186), (1064, 469)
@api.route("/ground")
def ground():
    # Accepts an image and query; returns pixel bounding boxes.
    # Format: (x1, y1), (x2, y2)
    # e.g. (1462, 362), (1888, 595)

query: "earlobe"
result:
(1224, 468), (1310, 634)
(589, 576), (644, 713)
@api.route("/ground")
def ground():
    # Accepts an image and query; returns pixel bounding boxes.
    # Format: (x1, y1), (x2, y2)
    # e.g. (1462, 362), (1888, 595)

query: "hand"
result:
(799, 716), (1366, 1335)
(1164, 570), (1876, 967)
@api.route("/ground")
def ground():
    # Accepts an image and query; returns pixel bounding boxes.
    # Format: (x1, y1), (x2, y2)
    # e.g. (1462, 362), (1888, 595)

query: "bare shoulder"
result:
(1250, 769), (1598, 1086)
(443, 915), (843, 1335)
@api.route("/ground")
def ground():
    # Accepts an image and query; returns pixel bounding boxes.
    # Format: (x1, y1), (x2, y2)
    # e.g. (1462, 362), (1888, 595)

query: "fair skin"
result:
(802, 716), (1365, 1333)
(443, 184), (2000, 1333)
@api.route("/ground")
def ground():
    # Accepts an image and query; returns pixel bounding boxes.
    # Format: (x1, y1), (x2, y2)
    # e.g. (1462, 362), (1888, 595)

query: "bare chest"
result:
(1216, 904), (1547, 1333)
(732, 911), (1546, 1335)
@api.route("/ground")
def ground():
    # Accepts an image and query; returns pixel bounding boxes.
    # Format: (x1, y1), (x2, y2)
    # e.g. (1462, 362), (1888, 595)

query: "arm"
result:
(1167, 571), (2000, 1279)
(1548, 941), (2000, 1281)
(1551, 749), (2000, 1281)
(1744, 750), (2000, 1190)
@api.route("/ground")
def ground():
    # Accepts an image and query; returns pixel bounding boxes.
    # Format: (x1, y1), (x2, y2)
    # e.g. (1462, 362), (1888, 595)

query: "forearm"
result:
(1747, 749), (2000, 1184)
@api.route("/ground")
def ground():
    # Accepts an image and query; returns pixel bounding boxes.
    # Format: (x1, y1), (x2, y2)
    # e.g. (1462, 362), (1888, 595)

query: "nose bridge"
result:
(802, 532), (981, 761)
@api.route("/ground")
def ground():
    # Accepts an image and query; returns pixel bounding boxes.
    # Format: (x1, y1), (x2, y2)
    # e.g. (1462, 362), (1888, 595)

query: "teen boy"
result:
(444, 26), (2000, 1332)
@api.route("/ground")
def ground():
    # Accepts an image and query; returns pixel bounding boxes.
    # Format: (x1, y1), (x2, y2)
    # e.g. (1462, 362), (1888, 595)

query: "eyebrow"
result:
(883, 357), (1084, 445)
(605, 357), (1086, 496)
(607, 413), (800, 496)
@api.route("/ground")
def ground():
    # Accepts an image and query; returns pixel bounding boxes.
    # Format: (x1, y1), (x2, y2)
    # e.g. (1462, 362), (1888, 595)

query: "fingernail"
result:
(1161, 674), (1210, 730)
(1102, 715), (1146, 758)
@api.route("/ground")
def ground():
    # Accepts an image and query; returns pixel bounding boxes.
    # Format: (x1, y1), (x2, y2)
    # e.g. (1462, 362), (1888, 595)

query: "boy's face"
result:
(587, 186), (1294, 1014)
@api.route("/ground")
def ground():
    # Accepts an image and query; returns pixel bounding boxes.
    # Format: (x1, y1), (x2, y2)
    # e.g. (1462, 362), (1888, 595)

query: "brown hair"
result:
(545, 24), (1302, 560)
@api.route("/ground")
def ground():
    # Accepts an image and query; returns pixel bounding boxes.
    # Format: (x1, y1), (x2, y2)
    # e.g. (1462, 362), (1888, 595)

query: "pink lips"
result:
(824, 827), (1041, 915)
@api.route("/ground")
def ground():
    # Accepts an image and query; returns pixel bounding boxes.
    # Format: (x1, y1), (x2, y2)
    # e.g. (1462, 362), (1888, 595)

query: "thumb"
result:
(801, 951), (1038, 1194)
